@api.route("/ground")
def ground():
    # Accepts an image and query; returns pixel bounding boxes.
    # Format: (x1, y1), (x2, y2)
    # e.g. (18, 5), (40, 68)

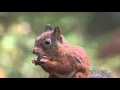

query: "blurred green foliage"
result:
(0, 12), (120, 78)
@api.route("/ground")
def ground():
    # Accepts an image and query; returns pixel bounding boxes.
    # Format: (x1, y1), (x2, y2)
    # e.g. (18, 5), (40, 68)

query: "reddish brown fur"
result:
(32, 24), (91, 78)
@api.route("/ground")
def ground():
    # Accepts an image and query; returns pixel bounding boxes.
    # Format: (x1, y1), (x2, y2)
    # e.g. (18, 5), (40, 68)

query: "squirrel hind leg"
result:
(72, 72), (90, 78)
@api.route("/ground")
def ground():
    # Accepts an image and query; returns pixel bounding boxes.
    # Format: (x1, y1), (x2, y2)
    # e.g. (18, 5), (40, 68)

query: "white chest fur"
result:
(54, 71), (75, 78)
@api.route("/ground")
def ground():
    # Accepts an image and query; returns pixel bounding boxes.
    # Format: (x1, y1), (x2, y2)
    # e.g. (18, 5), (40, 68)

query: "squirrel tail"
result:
(89, 68), (112, 78)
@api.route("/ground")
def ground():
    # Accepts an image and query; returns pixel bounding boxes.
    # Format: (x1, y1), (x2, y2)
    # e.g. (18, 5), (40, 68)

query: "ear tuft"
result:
(53, 25), (61, 36)
(44, 24), (52, 32)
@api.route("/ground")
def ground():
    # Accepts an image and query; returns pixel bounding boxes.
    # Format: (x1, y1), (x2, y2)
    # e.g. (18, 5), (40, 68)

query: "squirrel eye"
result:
(45, 39), (51, 45)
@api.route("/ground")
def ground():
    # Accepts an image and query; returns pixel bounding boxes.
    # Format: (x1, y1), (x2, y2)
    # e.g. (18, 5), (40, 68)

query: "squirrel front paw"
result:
(40, 55), (49, 63)
(32, 56), (49, 66)
(39, 58), (50, 67)
(40, 59), (49, 63)
(32, 58), (41, 65)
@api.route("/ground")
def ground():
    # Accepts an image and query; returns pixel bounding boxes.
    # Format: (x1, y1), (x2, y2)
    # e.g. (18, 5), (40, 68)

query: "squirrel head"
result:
(33, 24), (64, 58)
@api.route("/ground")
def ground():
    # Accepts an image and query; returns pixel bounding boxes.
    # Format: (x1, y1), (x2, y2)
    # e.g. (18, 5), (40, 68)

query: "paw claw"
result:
(31, 58), (36, 63)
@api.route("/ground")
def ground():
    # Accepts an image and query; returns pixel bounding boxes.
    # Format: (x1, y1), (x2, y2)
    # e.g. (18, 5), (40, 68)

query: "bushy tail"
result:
(89, 68), (112, 78)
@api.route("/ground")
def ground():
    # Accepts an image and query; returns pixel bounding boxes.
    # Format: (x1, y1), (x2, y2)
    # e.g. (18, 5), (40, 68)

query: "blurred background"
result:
(0, 12), (120, 78)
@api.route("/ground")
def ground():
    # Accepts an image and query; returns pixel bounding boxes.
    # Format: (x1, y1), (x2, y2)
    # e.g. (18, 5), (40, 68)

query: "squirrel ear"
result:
(53, 25), (61, 36)
(45, 24), (52, 32)
(53, 25), (63, 43)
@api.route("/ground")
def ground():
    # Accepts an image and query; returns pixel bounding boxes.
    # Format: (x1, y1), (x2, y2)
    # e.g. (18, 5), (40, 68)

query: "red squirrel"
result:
(32, 24), (91, 78)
